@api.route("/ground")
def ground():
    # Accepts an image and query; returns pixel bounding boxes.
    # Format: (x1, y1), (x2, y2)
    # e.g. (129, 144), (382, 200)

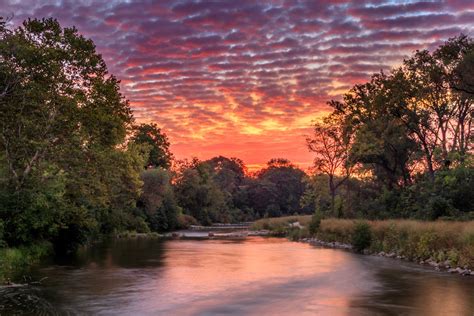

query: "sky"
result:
(1, 0), (474, 170)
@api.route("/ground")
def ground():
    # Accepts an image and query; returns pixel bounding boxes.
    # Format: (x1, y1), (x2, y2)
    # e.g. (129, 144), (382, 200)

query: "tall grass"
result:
(251, 215), (311, 237)
(252, 216), (474, 268)
(0, 242), (52, 283)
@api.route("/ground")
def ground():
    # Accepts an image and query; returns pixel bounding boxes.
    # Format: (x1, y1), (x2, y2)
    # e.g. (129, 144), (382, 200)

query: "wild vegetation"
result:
(252, 216), (474, 268)
(304, 34), (473, 220)
(0, 17), (472, 280)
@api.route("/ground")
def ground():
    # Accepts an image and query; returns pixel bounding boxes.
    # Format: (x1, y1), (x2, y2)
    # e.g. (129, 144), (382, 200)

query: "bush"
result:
(308, 211), (322, 236)
(177, 214), (199, 229)
(130, 217), (151, 233)
(288, 227), (309, 241)
(352, 221), (372, 252)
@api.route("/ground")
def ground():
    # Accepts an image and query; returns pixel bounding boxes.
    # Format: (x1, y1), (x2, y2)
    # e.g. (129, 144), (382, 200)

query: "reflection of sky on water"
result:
(4, 237), (473, 315)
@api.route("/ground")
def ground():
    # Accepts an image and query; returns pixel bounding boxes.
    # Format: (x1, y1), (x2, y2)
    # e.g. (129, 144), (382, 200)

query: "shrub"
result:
(352, 221), (372, 252)
(177, 214), (199, 229)
(288, 227), (309, 241)
(308, 212), (322, 236)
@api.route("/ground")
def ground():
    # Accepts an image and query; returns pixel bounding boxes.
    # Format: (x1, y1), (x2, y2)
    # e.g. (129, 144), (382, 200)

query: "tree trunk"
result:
(329, 175), (336, 214)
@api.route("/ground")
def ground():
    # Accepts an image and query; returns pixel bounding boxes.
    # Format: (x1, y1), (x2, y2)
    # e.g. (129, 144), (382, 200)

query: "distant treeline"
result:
(0, 18), (472, 255)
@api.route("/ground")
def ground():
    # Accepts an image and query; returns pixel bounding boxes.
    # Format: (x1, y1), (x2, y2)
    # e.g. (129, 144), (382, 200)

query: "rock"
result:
(456, 267), (464, 273)
(378, 251), (386, 256)
(288, 221), (303, 229)
(429, 261), (439, 268)
(448, 268), (457, 273)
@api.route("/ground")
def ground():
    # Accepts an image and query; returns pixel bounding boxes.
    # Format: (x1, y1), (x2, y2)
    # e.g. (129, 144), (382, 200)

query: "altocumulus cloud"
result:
(1, 0), (473, 169)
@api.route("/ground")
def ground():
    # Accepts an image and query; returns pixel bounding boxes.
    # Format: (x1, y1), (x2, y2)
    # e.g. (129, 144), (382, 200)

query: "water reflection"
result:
(1, 237), (473, 315)
(351, 259), (474, 315)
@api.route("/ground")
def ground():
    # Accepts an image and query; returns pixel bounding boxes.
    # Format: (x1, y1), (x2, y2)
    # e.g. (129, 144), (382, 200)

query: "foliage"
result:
(0, 242), (52, 283)
(177, 214), (199, 229)
(253, 159), (307, 216)
(174, 159), (229, 224)
(307, 116), (352, 210)
(131, 123), (173, 169)
(0, 18), (145, 253)
(138, 168), (180, 232)
(317, 219), (474, 267)
(0, 17), (473, 280)
(304, 35), (473, 220)
(352, 222), (372, 252)
(308, 211), (323, 236)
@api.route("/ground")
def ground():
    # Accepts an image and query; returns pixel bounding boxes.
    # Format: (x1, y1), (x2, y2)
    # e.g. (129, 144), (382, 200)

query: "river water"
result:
(1, 236), (474, 315)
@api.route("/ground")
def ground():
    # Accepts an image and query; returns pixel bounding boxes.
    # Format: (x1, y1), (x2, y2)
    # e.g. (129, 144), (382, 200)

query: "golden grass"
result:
(252, 216), (474, 268)
(251, 215), (311, 231)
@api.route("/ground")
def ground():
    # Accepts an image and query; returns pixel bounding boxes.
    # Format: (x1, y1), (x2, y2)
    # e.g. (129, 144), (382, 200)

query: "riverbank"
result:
(251, 216), (474, 274)
(0, 243), (52, 284)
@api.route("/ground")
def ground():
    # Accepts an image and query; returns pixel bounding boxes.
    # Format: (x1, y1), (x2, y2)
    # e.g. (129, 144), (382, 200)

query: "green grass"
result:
(116, 231), (162, 239)
(0, 242), (52, 284)
(252, 216), (474, 268)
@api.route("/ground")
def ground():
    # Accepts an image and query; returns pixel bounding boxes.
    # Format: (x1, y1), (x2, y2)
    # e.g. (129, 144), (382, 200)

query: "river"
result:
(1, 236), (474, 315)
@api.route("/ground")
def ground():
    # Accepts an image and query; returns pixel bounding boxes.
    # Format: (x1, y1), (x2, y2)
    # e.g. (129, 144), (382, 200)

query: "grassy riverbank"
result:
(0, 243), (52, 284)
(252, 216), (474, 268)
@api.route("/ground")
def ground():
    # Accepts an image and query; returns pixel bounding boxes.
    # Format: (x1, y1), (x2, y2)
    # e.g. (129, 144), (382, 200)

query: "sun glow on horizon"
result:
(5, 0), (473, 167)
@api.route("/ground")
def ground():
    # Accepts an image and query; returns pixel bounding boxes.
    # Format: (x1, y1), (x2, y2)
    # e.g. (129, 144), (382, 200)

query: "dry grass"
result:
(252, 216), (474, 268)
(251, 215), (311, 232)
(321, 219), (474, 267)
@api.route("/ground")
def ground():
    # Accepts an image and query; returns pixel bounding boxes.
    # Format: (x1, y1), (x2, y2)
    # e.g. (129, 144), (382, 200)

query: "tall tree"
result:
(256, 159), (306, 216)
(131, 123), (173, 169)
(0, 18), (143, 249)
(395, 35), (474, 175)
(307, 116), (352, 212)
(174, 159), (228, 224)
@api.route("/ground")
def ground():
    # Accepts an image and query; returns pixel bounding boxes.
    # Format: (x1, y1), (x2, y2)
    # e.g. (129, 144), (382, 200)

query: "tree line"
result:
(0, 18), (310, 253)
(0, 18), (472, 254)
(306, 34), (473, 220)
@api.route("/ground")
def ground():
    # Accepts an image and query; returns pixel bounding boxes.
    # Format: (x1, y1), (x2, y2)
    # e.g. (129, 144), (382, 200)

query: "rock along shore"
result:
(299, 237), (474, 277)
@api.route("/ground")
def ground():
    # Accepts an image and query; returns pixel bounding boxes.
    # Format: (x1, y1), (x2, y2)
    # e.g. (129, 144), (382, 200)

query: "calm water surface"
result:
(2, 236), (474, 315)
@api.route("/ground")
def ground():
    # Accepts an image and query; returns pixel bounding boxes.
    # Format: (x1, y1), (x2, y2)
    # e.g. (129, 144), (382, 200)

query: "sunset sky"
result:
(2, 0), (474, 170)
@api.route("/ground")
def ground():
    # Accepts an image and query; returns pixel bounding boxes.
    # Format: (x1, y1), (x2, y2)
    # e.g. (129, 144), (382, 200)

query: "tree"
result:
(206, 156), (246, 193)
(394, 35), (474, 176)
(174, 159), (229, 224)
(309, 35), (473, 219)
(307, 116), (352, 212)
(331, 72), (418, 188)
(131, 123), (173, 169)
(0, 18), (144, 250)
(139, 168), (179, 232)
(255, 159), (307, 216)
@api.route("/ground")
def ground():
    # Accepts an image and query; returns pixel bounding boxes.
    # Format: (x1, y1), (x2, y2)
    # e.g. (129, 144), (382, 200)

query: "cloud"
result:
(1, 0), (473, 169)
